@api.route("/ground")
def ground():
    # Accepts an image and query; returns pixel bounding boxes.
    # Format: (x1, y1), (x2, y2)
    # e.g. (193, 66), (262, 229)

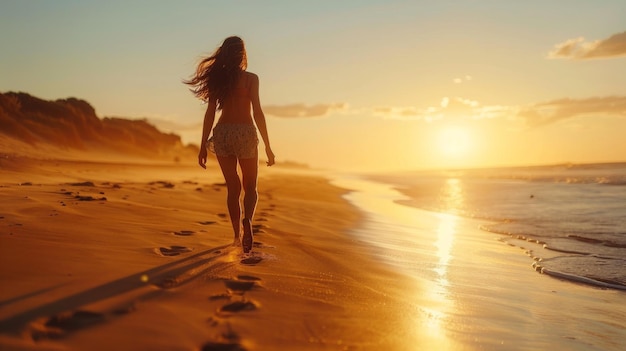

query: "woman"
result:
(185, 36), (275, 253)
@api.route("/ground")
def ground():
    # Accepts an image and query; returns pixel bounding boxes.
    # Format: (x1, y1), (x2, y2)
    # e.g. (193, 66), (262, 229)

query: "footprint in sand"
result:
(67, 181), (95, 187)
(198, 221), (217, 225)
(201, 341), (246, 351)
(154, 277), (180, 289)
(111, 304), (136, 315)
(240, 256), (263, 265)
(252, 241), (270, 249)
(148, 181), (175, 189)
(219, 300), (258, 313)
(158, 246), (192, 257)
(237, 275), (261, 281)
(251, 224), (269, 234)
(224, 280), (255, 293)
(202, 326), (245, 350)
(32, 310), (106, 340)
(209, 276), (262, 303)
(224, 277), (260, 294)
(174, 230), (195, 236)
(74, 195), (107, 202)
(206, 316), (220, 327)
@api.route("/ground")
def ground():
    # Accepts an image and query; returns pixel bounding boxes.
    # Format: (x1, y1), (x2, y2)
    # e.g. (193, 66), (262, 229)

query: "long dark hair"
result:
(184, 36), (247, 109)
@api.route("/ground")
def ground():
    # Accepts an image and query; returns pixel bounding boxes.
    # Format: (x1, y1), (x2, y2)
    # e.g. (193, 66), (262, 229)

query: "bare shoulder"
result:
(245, 71), (259, 83)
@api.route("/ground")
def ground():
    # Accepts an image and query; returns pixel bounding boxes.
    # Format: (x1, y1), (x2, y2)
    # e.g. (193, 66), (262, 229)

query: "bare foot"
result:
(232, 236), (241, 247)
(242, 218), (253, 253)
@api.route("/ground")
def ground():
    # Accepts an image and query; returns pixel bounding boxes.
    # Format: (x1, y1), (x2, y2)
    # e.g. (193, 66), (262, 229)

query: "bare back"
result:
(218, 71), (256, 125)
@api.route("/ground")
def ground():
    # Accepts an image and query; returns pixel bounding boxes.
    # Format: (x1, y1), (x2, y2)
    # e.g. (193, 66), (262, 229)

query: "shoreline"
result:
(333, 174), (626, 350)
(361, 169), (626, 292)
(395, 194), (626, 291)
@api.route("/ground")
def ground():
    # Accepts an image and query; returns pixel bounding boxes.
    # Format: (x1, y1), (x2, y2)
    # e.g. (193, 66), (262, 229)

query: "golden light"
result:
(437, 126), (472, 158)
(420, 179), (462, 348)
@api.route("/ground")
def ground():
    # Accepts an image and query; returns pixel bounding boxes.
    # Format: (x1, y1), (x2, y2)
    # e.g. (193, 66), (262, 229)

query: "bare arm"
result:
(198, 98), (217, 169)
(250, 73), (275, 166)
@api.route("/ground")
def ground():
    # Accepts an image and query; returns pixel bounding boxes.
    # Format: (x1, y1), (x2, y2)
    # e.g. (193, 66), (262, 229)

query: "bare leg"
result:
(240, 156), (259, 220)
(217, 155), (242, 244)
(239, 155), (258, 253)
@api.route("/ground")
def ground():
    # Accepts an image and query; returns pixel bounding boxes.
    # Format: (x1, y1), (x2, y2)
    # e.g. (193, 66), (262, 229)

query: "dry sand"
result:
(0, 153), (421, 351)
(1, 152), (624, 351)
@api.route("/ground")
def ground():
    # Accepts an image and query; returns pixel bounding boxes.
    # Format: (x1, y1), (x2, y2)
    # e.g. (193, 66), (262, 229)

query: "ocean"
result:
(338, 162), (626, 291)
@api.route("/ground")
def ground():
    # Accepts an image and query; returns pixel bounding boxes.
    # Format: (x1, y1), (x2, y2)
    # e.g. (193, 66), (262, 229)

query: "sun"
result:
(437, 126), (472, 158)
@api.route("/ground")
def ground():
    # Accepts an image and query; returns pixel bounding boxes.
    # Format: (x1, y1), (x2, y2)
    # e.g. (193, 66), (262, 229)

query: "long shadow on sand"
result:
(0, 283), (68, 309)
(0, 244), (233, 336)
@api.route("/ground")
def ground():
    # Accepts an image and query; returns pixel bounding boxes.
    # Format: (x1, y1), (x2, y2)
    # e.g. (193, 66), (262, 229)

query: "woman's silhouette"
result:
(185, 36), (275, 253)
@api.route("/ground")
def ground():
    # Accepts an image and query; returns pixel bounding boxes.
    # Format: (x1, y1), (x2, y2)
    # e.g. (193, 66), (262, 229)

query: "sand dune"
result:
(0, 92), (198, 161)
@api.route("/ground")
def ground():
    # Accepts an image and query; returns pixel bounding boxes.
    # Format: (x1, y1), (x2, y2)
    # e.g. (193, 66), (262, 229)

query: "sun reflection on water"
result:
(438, 178), (465, 215)
(331, 175), (466, 348)
(422, 178), (463, 345)
(434, 213), (455, 280)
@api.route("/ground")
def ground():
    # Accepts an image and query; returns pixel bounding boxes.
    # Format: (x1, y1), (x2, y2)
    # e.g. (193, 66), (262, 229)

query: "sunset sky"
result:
(2, 0), (625, 171)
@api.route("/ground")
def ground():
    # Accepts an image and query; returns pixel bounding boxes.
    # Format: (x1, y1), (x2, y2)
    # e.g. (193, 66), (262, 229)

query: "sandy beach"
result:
(0, 150), (413, 351)
(1, 150), (624, 351)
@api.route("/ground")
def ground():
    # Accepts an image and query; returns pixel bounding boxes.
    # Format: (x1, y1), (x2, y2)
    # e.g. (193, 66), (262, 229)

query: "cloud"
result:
(374, 95), (626, 128)
(452, 75), (473, 84)
(516, 96), (626, 127)
(212, 95), (626, 130)
(548, 31), (626, 60)
(264, 103), (348, 118)
(373, 106), (423, 117)
(373, 97), (491, 121)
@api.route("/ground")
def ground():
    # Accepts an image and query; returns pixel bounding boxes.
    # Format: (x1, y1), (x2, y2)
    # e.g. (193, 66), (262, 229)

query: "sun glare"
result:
(437, 127), (472, 158)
